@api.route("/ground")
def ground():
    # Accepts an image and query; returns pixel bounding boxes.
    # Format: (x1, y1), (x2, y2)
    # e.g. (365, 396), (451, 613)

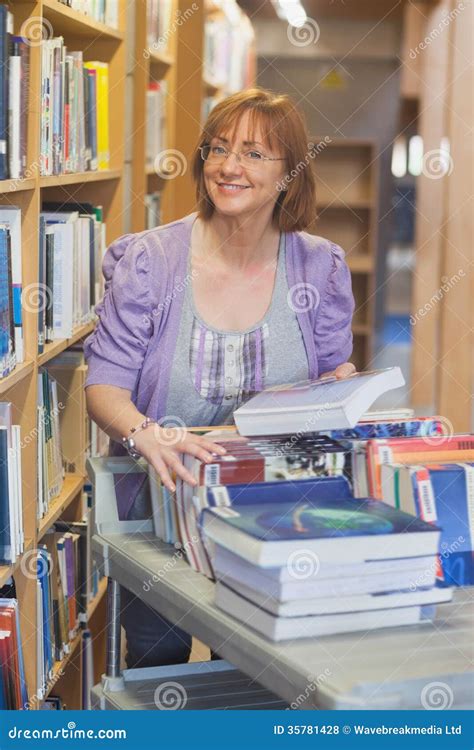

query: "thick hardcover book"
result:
(215, 583), (436, 641)
(202, 496), (441, 567)
(233, 367), (405, 436)
(367, 434), (474, 498)
(381, 462), (474, 586)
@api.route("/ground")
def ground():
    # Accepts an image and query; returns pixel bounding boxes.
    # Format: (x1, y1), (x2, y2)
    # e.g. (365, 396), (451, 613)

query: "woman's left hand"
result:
(320, 362), (357, 379)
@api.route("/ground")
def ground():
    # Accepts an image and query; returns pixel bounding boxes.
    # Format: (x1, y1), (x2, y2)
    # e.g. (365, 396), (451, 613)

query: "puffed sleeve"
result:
(83, 234), (153, 391)
(314, 243), (355, 375)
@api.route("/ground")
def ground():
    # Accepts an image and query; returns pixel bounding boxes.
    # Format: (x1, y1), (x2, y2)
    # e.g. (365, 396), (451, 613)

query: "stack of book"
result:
(202, 493), (453, 641)
(0, 205), (23, 378)
(152, 433), (350, 577)
(146, 81), (168, 169)
(40, 39), (109, 175)
(0, 7), (30, 181)
(0, 402), (24, 566)
(0, 590), (28, 710)
(38, 202), (106, 349)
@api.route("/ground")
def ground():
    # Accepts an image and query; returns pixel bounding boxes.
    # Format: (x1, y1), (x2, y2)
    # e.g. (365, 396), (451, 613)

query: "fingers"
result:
(164, 452), (198, 487)
(190, 436), (227, 455)
(152, 456), (176, 493)
(334, 362), (357, 379)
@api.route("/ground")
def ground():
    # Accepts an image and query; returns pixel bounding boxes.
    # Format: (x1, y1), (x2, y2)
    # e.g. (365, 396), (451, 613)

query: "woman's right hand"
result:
(132, 424), (227, 492)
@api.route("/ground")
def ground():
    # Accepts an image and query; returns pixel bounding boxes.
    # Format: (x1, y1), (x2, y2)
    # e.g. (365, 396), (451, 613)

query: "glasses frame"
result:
(199, 144), (286, 167)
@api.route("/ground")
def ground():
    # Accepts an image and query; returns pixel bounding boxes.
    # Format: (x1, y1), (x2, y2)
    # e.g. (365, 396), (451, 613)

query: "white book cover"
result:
(36, 578), (45, 699)
(13, 425), (24, 553)
(8, 55), (21, 179)
(233, 367), (406, 436)
(0, 408), (17, 562)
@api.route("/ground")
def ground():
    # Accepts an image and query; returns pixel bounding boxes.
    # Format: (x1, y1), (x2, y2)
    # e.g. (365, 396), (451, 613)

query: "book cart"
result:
(87, 456), (473, 712)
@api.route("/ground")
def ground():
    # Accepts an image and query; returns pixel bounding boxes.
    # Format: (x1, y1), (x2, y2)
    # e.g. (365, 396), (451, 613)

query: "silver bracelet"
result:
(122, 417), (158, 458)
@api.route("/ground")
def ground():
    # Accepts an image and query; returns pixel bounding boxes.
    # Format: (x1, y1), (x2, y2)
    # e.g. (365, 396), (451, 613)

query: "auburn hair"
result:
(191, 87), (317, 232)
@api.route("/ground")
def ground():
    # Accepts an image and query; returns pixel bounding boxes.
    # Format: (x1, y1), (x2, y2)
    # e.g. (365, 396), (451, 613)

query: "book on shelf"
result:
(146, 81), (167, 168)
(40, 38), (109, 176)
(58, 0), (119, 28)
(381, 462), (474, 586)
(0, 207), (23, 369)
(0, 11), (29, 181)
(0, 402), (23, 565)
(145, 191), (162, 229)
(0, 597), (28, 709)
(233, 367), (406, 436)
(39, 203), (106, 347)
(146, 0), (173, 51)
(204, 9), (255, 93)
(37, 369), (65, 518)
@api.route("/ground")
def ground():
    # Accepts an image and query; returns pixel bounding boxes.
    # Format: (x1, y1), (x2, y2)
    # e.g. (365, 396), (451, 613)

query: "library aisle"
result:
(0, 0), (472, 741)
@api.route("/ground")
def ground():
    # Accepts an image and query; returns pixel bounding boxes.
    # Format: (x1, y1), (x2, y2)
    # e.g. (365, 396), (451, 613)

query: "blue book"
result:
(412, 464), (474, 586)
(202, 496), (441, 567)
(207, 475), (353, 509)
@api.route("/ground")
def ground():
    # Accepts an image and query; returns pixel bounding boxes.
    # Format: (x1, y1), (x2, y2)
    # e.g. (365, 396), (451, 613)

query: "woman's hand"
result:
(320, 362), (357, 380)
(133, 425), (227, 492)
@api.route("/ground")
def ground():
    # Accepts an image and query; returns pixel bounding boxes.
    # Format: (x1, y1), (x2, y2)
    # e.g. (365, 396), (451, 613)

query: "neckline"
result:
(186, 224), (285, 336)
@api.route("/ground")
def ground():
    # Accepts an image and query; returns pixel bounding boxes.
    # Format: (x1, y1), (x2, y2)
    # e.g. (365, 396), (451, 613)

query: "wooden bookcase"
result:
(0, 0), (129, 709)
(130, 0), (256, 229)
(308, 139), (378, 371)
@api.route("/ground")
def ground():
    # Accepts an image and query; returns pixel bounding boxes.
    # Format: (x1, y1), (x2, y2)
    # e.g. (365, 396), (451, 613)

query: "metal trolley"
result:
(87, 456), (473, 711)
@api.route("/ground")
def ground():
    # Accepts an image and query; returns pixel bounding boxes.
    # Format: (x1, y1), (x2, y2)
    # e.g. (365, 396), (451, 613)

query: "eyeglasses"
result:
(199, 144), (285, 169)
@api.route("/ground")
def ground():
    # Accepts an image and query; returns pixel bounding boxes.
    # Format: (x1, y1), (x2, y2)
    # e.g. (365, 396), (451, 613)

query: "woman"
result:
(84, 87), (355, 669)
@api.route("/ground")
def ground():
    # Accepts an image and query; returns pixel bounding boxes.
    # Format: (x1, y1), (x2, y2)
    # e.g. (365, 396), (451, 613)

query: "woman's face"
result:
(203, 112), (288, 222)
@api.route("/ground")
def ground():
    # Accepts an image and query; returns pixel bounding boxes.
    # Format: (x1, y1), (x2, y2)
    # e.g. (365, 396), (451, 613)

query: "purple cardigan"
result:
(83, 211), (354, 519)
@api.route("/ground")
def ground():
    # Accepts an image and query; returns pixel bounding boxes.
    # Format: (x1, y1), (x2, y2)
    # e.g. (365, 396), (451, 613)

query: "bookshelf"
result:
(308, 139), (378, 371)
(0, 0), (128, 709)
(130, 0), (256, 231)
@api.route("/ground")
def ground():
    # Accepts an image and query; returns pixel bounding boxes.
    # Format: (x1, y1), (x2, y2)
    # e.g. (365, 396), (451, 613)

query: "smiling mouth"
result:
(217, 183), (251, 191)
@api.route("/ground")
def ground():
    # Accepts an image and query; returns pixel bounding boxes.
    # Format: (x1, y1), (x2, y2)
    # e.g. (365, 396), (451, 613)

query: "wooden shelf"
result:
(203, 75), (223, 95)
(40, 169), (122, 188)
(0, 178), (36, 194)
(42, 0), (124, 41)
(148, 48), (175, 68)
(352, 323), (371, 336)
(37, 322), (96, 366)
(43, 577), (108, 701)
(346, 255), (375, 273)
(0, 361), (35, 395)
(37, 474), (86, 542)
(0, 538), (35, 589)
(316, 198), (374, 210)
